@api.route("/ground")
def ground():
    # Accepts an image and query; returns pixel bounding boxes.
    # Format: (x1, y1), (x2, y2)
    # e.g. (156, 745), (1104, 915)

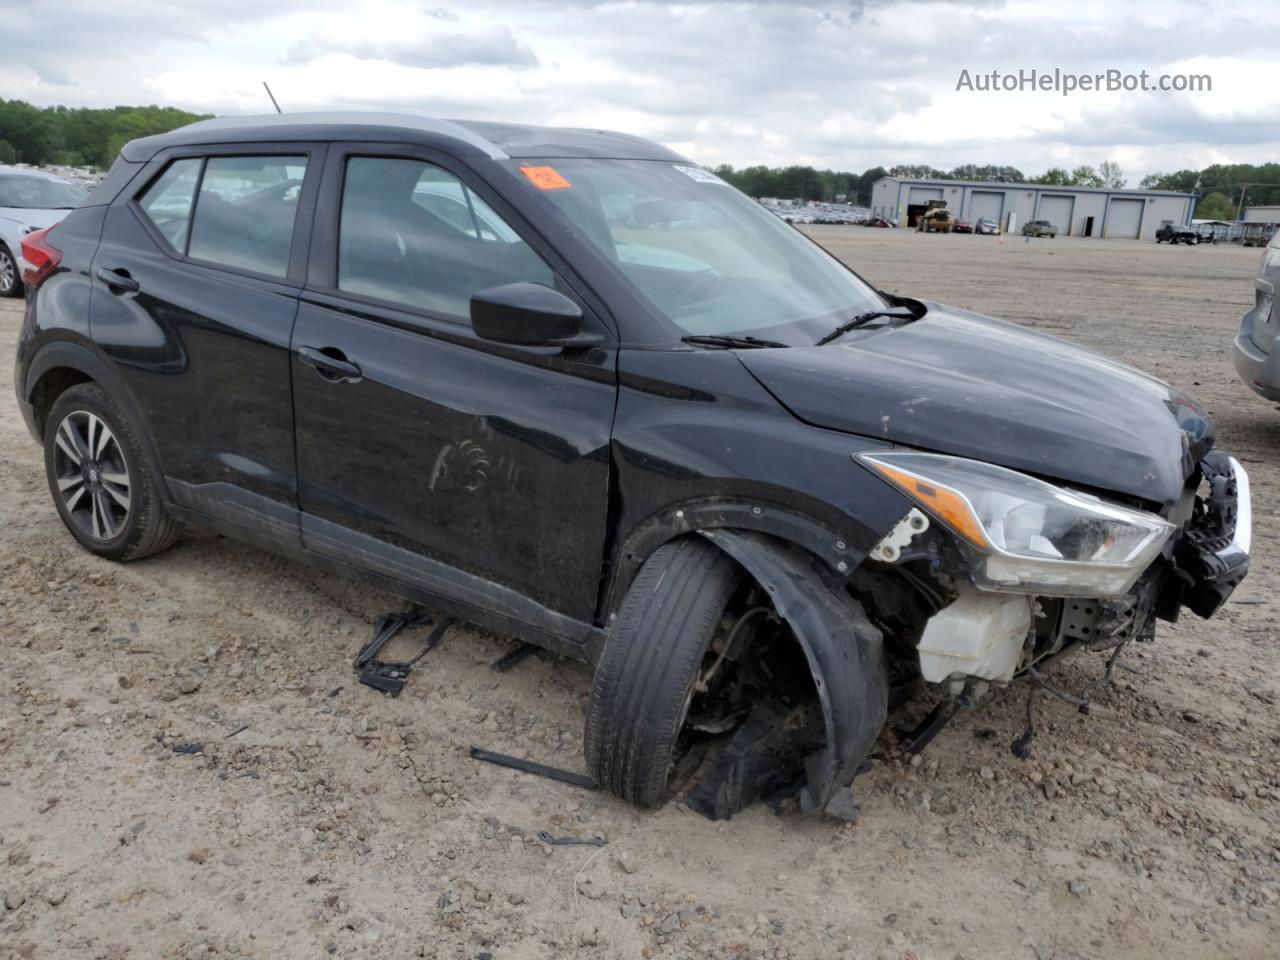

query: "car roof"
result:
(120, 112), (689, 164)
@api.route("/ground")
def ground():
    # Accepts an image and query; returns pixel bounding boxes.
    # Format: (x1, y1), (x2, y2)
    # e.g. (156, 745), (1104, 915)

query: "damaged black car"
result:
(14, 113), (1251, 820)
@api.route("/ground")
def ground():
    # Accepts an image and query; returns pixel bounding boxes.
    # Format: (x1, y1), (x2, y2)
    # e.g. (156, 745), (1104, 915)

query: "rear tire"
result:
(44, 383), (182, 562)
(584, 537), (743, 809)
(0, 243), (21, 298)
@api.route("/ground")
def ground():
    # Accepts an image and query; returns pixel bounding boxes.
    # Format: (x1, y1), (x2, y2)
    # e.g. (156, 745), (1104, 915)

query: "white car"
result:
(0, 167), (88, 297)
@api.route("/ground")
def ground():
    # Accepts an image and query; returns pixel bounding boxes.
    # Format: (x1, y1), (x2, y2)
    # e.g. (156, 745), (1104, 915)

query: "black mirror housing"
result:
(471, 282), (586, 347)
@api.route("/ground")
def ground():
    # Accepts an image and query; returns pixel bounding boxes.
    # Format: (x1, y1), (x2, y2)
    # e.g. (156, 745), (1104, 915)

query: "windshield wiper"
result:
(681, 335), (789, 349)
(816, 309), (917, 346)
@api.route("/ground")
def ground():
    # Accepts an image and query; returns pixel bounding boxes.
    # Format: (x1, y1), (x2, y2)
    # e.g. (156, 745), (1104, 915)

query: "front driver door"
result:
(292, 145), (617, 642)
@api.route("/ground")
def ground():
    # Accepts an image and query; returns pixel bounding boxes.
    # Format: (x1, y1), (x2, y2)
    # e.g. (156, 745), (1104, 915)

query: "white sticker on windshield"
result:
(673, 164), (727, 185)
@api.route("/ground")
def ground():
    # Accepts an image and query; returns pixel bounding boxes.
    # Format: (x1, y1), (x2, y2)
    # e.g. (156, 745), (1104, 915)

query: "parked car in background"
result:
(1156, 224), (1200, 245)
(951, 218), (973, 234)
(1233, 229), (1280, 401)
(1021, 220), (1057, 238)
(0, 167), (88, 297)
(15, 113), (1250, 824)
(975, 217), (1000, 235)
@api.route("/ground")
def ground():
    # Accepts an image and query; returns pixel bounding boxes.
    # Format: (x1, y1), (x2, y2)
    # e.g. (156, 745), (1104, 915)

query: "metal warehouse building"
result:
(871, 177), (1195, 240)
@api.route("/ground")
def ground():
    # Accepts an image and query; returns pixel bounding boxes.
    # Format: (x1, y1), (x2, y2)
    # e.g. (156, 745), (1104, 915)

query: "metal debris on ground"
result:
(469, 747), (598, 790)
(353, 609), (452, 697)
(536, 831), (608, 847)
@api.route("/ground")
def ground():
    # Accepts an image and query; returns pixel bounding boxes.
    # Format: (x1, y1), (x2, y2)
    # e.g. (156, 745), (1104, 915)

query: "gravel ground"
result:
(2, 229), (1278, 960)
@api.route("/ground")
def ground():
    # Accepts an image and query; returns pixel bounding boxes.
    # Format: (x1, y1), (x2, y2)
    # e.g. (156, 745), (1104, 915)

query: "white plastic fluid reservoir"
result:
(916, 585), (1032, 684)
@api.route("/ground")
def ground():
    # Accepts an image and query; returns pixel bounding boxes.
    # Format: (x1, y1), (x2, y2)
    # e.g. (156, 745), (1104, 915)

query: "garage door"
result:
(1038, 195), (1074, 236)
(968, 190), (1004, 223)
(1106, 198), (1144, 239)
(908, 187), (944, 205)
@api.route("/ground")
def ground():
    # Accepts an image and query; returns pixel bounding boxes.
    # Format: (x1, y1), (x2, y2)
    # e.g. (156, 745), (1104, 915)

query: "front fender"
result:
(699, 529), (888, 819)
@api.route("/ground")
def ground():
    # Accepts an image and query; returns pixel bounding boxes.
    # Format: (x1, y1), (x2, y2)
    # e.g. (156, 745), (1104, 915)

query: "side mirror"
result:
(471, 282), (595, 347)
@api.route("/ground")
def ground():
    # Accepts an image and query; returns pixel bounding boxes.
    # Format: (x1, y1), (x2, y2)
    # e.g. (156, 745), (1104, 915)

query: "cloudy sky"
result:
(2, 0), (1277, 181)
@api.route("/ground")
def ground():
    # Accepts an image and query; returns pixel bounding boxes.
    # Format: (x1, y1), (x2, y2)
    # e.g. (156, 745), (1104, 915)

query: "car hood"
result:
(737, 303), (1213, 506)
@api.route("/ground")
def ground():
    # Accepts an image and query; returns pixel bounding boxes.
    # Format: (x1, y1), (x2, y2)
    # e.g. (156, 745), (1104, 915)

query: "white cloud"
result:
(3, 0), (1278, 179)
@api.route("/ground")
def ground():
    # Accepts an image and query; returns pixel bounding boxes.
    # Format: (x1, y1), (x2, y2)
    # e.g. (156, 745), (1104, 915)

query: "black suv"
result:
(1156, 223), (1201, 245)
(14, 114), (1251, 820)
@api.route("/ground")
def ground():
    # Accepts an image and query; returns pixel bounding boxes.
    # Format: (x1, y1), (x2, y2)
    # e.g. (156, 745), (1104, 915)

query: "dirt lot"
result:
(3, 230), (1278, 960)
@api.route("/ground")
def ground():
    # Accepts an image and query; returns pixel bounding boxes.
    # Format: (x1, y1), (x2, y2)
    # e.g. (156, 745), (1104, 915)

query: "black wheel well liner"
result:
(696, 529), (889, 818)
(23, 340), (169, 495)
(28, 366), (94, 436)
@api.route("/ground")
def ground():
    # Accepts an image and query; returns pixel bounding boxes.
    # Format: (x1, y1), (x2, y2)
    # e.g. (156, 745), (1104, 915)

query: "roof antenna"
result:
(263, 81), (283, 114)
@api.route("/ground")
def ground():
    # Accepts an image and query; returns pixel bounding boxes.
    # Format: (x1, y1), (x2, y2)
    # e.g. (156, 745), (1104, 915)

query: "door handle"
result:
(298, 345), (362, 383)
(96, 267), (140, 294)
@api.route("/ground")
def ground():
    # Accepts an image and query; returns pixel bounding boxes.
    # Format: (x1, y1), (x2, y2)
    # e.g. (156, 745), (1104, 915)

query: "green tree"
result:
(888, 164), (950, 180)
(1033, 167), (1073, 186)
(0, 98), (209, 169)
(1196, 191), (1237, 221)
(949, 163), (1026, 183)
(1098, 160), (1125, 189)
(1070, 165), (1104, 188)
(1141, 169), (1199, 192)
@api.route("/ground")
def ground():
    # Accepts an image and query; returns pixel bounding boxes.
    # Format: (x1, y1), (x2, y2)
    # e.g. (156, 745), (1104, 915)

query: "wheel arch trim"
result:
(24, 339), (170, 496)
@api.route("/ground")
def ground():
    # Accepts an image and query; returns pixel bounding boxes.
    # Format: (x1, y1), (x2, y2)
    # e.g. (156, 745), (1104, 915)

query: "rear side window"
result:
(188, 156), (307, 278)
(338, 156), (552, 319)
(137, 158), (201, 251)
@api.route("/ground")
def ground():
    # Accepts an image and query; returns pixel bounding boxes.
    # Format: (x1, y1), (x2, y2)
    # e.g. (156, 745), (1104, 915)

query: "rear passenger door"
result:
(292, 144), (617, 635)
(90, 144), (323, 545)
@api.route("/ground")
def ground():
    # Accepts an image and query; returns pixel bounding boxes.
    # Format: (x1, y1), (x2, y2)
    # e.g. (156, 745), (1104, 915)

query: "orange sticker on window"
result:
(521, 165), (571, 190)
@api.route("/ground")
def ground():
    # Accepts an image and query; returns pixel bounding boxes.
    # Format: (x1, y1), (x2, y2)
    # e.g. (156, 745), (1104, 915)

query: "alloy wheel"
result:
(0, 248), (15, 295)
(52, 410), (132, 541)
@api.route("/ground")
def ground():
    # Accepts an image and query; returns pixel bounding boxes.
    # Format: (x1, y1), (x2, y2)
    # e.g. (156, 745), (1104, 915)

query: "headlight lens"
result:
(857, 452), (1174, 597)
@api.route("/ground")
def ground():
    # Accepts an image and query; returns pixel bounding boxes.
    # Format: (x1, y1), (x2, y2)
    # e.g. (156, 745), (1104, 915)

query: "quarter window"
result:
(137, 158), (201, 252)
(338, 156), (553, 319)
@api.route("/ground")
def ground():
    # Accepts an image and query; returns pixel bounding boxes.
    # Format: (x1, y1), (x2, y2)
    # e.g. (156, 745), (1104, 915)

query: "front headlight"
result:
(857, 452), (1174, 597)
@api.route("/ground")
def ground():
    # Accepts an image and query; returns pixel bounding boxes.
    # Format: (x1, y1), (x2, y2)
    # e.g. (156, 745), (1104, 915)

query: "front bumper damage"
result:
(908, 451), (1251, 690)
(1091, 452), (1250, 647)
(672, 455), (1248, 822)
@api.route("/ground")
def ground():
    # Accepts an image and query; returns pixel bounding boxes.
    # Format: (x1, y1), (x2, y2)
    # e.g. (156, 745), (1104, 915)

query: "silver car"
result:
(0, 167), (88, 297)
(1234, 229), (1280, 400)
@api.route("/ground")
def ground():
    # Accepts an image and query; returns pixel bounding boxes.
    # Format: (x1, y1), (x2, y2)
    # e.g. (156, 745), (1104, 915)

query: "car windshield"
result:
(0, 175), (88, 209)
(522, 159), (885, 340)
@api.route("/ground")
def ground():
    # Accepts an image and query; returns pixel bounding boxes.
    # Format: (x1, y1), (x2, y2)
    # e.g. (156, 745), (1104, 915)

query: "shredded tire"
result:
(584, 536), (742, 809)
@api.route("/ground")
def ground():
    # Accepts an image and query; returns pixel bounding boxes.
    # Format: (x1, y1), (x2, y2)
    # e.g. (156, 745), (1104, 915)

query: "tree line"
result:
(0, 98), (210, 170)
(1140, 164), (1280, 221)
(711, 161), (1128, 205)
(717, 159), (1280, 220)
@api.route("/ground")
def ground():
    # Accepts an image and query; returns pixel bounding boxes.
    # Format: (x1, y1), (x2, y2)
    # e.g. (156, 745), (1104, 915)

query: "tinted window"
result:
(339, 157), (552, 318)
(137, 158), (201, 251)
(188, 156), (307, 277)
